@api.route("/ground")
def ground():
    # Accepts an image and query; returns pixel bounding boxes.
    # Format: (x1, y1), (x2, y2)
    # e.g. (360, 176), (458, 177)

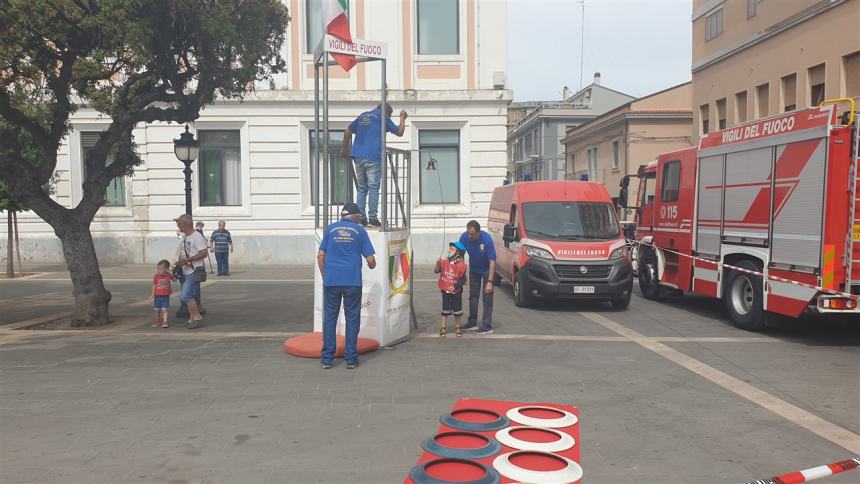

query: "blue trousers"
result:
(354, 158), (381, 220)
(321, 286), (362, 364)
(215, 251), (229, 275)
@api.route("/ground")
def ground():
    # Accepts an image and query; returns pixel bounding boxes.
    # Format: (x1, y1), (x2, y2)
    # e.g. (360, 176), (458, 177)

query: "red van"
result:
(488, 181), (633, 308)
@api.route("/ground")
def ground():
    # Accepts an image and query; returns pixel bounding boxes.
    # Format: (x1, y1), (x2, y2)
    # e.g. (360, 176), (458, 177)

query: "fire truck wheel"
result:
(638, 251), (661, 300)
(513, 276), (531, 307)
(725, 259), (766, 331)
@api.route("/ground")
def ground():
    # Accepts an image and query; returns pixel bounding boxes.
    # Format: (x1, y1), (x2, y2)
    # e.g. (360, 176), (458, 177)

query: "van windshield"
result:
(522, 202), (620, 240)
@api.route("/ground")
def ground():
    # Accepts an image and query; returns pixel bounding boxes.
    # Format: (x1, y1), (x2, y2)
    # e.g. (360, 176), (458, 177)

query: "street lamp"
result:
(174, 125), (199, 215)
(173, 125), (201, 319)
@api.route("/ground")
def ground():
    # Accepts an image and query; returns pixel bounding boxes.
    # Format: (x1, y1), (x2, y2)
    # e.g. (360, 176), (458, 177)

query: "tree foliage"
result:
(0, 0), (289, 324)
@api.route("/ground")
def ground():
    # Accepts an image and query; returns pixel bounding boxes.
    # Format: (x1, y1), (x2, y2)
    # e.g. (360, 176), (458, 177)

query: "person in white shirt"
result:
(174, 214), (208, 328)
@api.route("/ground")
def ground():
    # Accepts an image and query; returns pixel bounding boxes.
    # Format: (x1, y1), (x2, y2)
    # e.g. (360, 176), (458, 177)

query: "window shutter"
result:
(81, 132), (101, 149)
(845, 52), (860, 98)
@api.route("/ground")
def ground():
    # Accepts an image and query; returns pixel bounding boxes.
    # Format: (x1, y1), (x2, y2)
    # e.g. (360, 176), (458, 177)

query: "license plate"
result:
(854, 224), (860, 241)
(574, 286), (595, 294)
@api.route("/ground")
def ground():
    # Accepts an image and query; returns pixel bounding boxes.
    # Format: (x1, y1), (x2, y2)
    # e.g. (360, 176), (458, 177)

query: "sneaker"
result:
(320, 361), (333, 369)
(461, 323), (479, 331)
(346, 361), (360, 369)
(152, 322), (160, 327)
(360, 216), (368, 226)
(476, 327), (495, 335)
(187, 320), (202, 330)
(455, 328), (462, 337)
(368, 219), (382, 227)
(162, 323), (169, 329)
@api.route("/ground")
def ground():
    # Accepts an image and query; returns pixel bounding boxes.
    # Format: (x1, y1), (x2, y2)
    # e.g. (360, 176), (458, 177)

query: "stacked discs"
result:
(406, 400), (582, 484)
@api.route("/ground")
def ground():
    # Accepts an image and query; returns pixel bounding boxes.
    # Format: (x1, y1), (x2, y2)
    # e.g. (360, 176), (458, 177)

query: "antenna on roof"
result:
(578, 0), (586, 91)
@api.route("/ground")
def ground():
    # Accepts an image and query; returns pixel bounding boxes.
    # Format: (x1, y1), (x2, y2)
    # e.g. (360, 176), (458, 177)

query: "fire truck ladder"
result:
(835, 98), (860, 292)
(850, 109), (860, 291)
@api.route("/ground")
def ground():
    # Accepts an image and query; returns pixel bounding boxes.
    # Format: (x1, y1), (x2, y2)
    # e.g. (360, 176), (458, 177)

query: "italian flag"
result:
(323, 0), (356, 71)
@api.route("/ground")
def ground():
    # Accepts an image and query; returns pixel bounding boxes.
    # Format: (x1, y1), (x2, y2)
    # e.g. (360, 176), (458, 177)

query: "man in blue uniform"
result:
(342, 104), (407, 226)
(317, 202), (377, 369)
(459, 220), (497, 335)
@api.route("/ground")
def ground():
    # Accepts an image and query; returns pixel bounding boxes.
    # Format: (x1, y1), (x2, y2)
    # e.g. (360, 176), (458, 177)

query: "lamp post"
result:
(173, 125), (201, 319)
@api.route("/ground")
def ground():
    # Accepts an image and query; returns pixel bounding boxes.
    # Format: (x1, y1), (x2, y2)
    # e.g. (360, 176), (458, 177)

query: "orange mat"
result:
(283, 331), (379, 358)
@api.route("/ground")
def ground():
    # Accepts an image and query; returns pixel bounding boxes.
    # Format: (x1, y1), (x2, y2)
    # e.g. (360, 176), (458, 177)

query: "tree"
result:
(0, 1), (289, 325)
(0, 182), (26, 278)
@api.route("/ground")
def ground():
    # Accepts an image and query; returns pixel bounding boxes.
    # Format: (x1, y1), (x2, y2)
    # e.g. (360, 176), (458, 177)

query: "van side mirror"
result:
(503, 223), (518, 243)
(619, 187), (629, 209)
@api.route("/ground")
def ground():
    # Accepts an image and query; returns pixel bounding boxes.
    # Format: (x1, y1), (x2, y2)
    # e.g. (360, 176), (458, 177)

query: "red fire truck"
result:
(620, 99), (859, 330)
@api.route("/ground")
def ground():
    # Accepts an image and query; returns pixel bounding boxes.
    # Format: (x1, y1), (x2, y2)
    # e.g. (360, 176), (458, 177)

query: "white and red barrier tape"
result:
(628, 240), (859, 301)
(745, 457), (860, 484)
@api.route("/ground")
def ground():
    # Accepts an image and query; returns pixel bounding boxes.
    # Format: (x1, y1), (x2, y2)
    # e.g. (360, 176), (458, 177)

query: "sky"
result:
(508, 0), (693, 102)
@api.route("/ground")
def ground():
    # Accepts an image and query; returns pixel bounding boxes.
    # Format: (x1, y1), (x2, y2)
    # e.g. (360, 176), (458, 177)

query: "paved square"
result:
(1, 265), (858, 483)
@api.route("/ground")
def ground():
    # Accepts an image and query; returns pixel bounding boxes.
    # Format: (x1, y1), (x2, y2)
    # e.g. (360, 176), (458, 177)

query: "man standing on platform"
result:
(210, 221), (233, 276)
(317, 202), (376, 369)
(459, 220), (497, 335)
(342, 103), (407, 227)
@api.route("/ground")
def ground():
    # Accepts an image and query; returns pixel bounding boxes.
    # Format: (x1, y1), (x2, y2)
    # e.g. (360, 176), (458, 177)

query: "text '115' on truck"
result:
(619, 98), (860, 331)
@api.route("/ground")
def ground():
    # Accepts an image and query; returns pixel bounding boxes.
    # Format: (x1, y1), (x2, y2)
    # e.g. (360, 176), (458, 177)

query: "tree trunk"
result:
(5, 211), (13, 278)
(13, 211), (23, 277)
(55, 217), (112, 326)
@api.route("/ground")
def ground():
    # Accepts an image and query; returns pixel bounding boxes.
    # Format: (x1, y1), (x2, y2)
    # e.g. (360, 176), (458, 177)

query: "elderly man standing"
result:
(459, 220), (497, 335)
(341, 103), (407, 227)
(317, 202), (376, 369)
(175, 214), (208, 329)
(210, 220), (233, 276)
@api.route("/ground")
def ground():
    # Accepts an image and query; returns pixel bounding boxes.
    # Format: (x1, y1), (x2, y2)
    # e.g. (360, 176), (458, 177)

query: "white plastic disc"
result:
(506, 406), (579, 428)
(495, 426), (575, 452)
(492, 451), (583, 483)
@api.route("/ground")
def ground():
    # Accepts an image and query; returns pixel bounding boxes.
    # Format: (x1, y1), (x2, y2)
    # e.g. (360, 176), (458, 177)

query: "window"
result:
(309, 130), (350, 205)
(642, 172), (657, 207)
(306, 0), (350, 54)
(660, 160), (681, 202)
(198, 131), (241, 206)
(417, 0), (458, 55)
(781, 73), (797, 112)
(531, 129), (539, 155)
(700, 104), (710, 135)
(566, 154), (575, 178)
(586, 147), (598, 182)
(522, 202), (620, 240)
(81, 132), (125, 207)
(735, 91), (748, 124)
(705, 8), (723, 42)
(611, 140), (620, 170)
(419, 130), (460, 203)
(747, 0), (758, 18)
(845, 51), (860, 98)
(716, 98), (727, 130)
(756, 83), (769, 118)
(523, 133), (532, 158)
(808, 63), (825, 106)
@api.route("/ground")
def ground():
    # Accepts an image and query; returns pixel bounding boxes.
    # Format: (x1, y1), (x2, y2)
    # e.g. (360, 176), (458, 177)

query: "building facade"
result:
(507, 75), (634, 182)
(4, 0), (511, 266)
(561, 82), (693, 211)
(692, 0), (860, 141)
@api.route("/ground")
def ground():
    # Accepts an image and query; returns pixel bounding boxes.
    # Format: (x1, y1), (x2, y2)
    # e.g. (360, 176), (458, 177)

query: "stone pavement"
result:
(1, 264), (859, 483)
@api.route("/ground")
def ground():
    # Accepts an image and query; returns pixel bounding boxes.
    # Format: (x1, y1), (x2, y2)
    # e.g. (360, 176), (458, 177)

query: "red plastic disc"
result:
(283, 332), (379, 358)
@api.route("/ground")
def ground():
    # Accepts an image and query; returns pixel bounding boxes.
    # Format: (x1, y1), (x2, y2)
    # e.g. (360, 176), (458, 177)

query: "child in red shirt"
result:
(434, 242), (468, 337)
(152, 260), (175, 328)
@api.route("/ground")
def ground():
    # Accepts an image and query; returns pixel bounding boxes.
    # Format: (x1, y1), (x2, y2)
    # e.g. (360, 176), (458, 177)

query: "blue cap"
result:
(341, 202), (361, 216)
(449, 241), (466, 252)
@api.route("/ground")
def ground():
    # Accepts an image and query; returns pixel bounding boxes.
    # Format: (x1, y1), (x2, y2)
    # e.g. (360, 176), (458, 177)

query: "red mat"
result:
(405, 398), (580, 484)
(283, 332), (379, 358)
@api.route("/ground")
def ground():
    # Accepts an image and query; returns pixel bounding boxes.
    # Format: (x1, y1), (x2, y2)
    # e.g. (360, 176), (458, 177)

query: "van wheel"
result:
(724, 259), (766, 331)
(639, 251), (661, 300)
(610, 291), (631, 310)
(513, 276), (530, 307)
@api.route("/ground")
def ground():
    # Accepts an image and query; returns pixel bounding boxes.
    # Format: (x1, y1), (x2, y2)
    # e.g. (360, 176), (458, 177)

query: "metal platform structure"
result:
(311, 35), (417, 343)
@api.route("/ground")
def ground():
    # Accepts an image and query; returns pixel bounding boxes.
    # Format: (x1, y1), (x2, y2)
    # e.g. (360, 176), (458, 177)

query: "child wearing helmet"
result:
(434, 241), (468, 337)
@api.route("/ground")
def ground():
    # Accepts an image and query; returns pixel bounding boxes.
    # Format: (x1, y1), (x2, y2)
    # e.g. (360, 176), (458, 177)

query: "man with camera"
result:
(175, 214), (208, 329)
